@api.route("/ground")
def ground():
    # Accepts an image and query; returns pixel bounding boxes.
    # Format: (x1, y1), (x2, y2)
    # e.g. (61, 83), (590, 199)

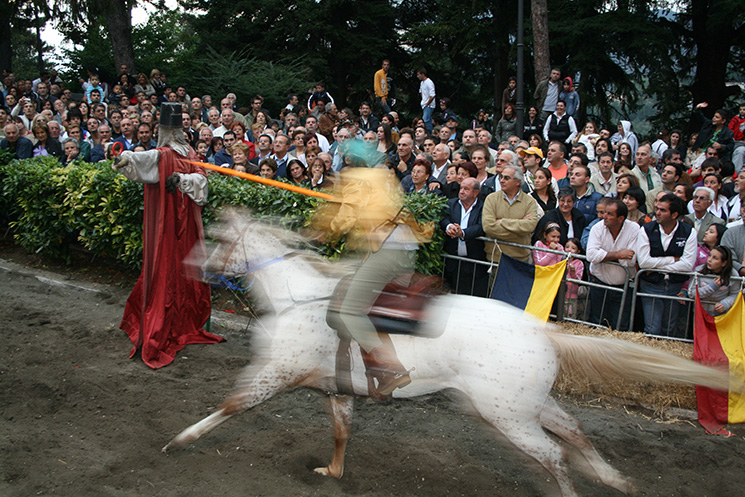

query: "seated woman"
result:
(401, 159), (442, 195)
(309, 157), (333, 190)
(32, 122), (63, 161)
(532, 187), (587, 246)
(231, 142), (259, 174)
(259, 158), (277, 179)
(695, 246), (739, 316)
(62, 137), (80, 165)
(287, 158), (310, 185)
(622, 187), (652, 225)
(231, 121), (256, 159)
(615, 172), (640, 200)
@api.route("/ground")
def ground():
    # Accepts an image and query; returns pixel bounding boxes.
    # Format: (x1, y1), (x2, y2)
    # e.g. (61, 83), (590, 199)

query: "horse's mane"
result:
(213, 208), (354, 279)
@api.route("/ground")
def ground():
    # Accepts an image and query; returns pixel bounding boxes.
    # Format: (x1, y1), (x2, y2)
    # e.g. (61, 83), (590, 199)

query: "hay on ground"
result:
(553, 322), (697, 413)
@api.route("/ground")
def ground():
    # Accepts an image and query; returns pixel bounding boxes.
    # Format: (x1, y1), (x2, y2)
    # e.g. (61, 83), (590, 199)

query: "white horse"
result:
(164, 211), (738, 497)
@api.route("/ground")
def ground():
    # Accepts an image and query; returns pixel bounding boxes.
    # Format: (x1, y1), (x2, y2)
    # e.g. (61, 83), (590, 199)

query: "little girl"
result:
(564, 238), (585, 319)
(533, 223), (564, 266)
(695, 246), (740, 316)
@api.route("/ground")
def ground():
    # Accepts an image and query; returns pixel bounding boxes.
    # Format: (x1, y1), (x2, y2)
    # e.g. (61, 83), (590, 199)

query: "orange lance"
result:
(183, 160), (336, 201)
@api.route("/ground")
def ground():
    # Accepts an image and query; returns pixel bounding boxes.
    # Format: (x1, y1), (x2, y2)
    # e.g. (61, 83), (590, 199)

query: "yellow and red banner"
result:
(693, 291), (745, 435)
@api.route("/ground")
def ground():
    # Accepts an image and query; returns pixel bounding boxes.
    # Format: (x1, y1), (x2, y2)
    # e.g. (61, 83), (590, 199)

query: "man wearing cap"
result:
(112, 102), (224, 369)
(518, 146), (544, 193)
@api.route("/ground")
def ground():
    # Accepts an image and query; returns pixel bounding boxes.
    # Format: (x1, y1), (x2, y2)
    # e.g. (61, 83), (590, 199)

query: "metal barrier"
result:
(441, 238), (633, 330)
(442, 237), (743, 341)
(630, 268), (745, 343)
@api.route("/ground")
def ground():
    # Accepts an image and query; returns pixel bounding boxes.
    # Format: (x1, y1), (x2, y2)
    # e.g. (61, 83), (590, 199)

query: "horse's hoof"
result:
(314, 466), (343, 479)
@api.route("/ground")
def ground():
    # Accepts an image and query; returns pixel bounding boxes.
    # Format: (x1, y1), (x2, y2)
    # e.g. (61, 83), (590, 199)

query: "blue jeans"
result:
(639, 278), (684, 337)
(422, 106), (434, 132)
(376, 97), (391, 115)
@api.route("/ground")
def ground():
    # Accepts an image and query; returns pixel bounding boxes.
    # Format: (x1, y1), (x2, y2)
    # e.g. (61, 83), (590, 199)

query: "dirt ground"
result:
(2, 257), (745, 497)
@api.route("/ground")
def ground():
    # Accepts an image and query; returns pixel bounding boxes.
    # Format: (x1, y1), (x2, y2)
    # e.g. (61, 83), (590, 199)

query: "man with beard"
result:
(112, 102), (224, 369)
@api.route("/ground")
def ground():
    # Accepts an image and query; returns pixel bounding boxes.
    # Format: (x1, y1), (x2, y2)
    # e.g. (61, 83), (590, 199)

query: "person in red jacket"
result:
(729, 103), (745, 173)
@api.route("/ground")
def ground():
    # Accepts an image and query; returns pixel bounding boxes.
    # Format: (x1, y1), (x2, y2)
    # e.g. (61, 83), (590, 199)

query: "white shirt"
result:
(315, 132), (330, 153)
(586, 220), (640, 285)
(636, 221), (698, 273)
(419, 78), (436, 109)
(455, 200), (477, 256)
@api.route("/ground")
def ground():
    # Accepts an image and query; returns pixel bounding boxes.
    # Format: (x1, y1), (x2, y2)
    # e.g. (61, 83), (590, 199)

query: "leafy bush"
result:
(0, 156), (447, 275)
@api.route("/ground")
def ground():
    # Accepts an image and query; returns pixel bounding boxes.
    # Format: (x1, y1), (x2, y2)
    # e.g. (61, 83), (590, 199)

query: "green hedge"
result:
(0, 156), (446, 274)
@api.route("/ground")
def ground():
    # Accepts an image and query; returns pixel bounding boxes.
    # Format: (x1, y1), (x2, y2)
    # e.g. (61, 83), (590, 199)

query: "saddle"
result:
(327, 273), (444, 399)
(326, 273), (444, 337)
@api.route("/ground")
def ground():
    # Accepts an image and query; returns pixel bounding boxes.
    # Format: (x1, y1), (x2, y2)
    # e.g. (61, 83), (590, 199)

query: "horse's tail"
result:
(547, 331), (745, 393)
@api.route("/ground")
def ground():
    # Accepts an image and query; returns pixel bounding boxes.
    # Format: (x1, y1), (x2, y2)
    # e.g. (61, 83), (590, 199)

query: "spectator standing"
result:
(569, 164), (603, 223)
(417, 68), (436, 132)
(721, 203), (745, 277)
(692, 102), (734, 164)
(611, 120), (639, 157)
(374, 59), (392, 115)
(632, 144), (662, 193)
(694, 246), (740, 316)
(591, 151), (617, 196)
(636, 193), (697, 338)
(533, 187), (587, 247)
(441, 177), (488, 296)
(482, 166), (540, 264)
(534, 68), (562, 121)
(728, 103), (745, 173)
(559, 77), (580, 120)
(586, 199), (639, 329)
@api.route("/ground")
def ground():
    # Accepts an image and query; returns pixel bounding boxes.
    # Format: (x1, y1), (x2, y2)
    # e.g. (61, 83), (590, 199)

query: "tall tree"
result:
(55, 0), (137, 77)
(531, 0), (550, 86)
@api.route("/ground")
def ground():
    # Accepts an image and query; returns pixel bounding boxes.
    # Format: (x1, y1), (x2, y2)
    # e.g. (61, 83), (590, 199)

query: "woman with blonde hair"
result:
(230, 142), (259, 174)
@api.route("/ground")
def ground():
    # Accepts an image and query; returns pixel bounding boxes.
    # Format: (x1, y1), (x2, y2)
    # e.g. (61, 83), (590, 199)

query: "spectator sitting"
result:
(230, 142), (259, 174)
(213, 131), (236, 167)
(622, 187), (652, 226)
(195, 139), (209, 162)
(401, 159), (442, 195)
(685, 186), (726, 242)
(31, 122), (63, 161)
(694, 246), (740, 316)
(287, 158), (309, 185)
(1, 122), (33, 159)
(259, 158), (278, 179)
(61, 137), (80, 165)
(309, 157), (332, 190)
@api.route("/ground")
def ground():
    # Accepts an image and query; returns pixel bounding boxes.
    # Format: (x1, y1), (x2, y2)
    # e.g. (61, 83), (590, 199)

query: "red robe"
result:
(120, 147), (224, 368)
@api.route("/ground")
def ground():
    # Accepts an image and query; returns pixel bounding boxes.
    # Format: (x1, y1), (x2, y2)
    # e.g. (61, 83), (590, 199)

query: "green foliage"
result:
(174, 48), (315, 114)
(0, 156), (447, 275)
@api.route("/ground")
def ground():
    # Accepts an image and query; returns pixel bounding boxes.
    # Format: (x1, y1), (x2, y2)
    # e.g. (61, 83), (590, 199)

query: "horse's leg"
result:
(472, 400), (580, 497)
(540, 397), (637, 496)
(314, 394), (354, 478)
(163, 361), (304, 451)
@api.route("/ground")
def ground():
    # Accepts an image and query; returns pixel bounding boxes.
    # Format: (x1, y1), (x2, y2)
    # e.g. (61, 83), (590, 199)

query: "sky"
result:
(41, 1), (179, 66)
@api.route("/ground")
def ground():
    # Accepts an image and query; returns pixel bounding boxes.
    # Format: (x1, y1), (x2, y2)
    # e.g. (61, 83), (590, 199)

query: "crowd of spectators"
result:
(1, 62), (744, 338)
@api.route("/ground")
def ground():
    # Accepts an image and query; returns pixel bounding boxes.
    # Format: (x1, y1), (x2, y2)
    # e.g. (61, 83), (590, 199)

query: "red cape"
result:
(120, 147), (224, 369)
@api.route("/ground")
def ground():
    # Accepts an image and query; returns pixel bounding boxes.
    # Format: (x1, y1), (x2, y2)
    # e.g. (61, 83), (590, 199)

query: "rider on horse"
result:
(312, 166), (433, 396)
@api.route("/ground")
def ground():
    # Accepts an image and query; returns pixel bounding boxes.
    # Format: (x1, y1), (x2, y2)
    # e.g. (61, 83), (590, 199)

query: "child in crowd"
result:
(195, 139), (209, 162)
(695, 246), (740, 316)
(564, 238), (585, 318)
(533, 223), (564, 266)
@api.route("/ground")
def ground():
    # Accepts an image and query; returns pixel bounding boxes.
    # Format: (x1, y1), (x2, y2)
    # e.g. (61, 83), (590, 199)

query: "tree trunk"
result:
(531, 0), (550, 86)
(689, 0), (737, 109)
(105, 0), (136, 76)
(0, 3), (13, 75)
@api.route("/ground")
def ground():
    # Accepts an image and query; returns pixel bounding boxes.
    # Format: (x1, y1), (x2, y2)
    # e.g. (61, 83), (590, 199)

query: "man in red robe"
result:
(113, 102), (224, 369)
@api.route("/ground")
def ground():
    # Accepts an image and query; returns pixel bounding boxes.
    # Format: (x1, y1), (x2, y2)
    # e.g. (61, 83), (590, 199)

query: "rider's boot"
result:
(361, 340), (411, 396)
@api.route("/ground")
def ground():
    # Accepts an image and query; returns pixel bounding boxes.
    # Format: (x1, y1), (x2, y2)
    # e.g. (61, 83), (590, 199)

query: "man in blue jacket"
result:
(1, 123), (33, 159)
